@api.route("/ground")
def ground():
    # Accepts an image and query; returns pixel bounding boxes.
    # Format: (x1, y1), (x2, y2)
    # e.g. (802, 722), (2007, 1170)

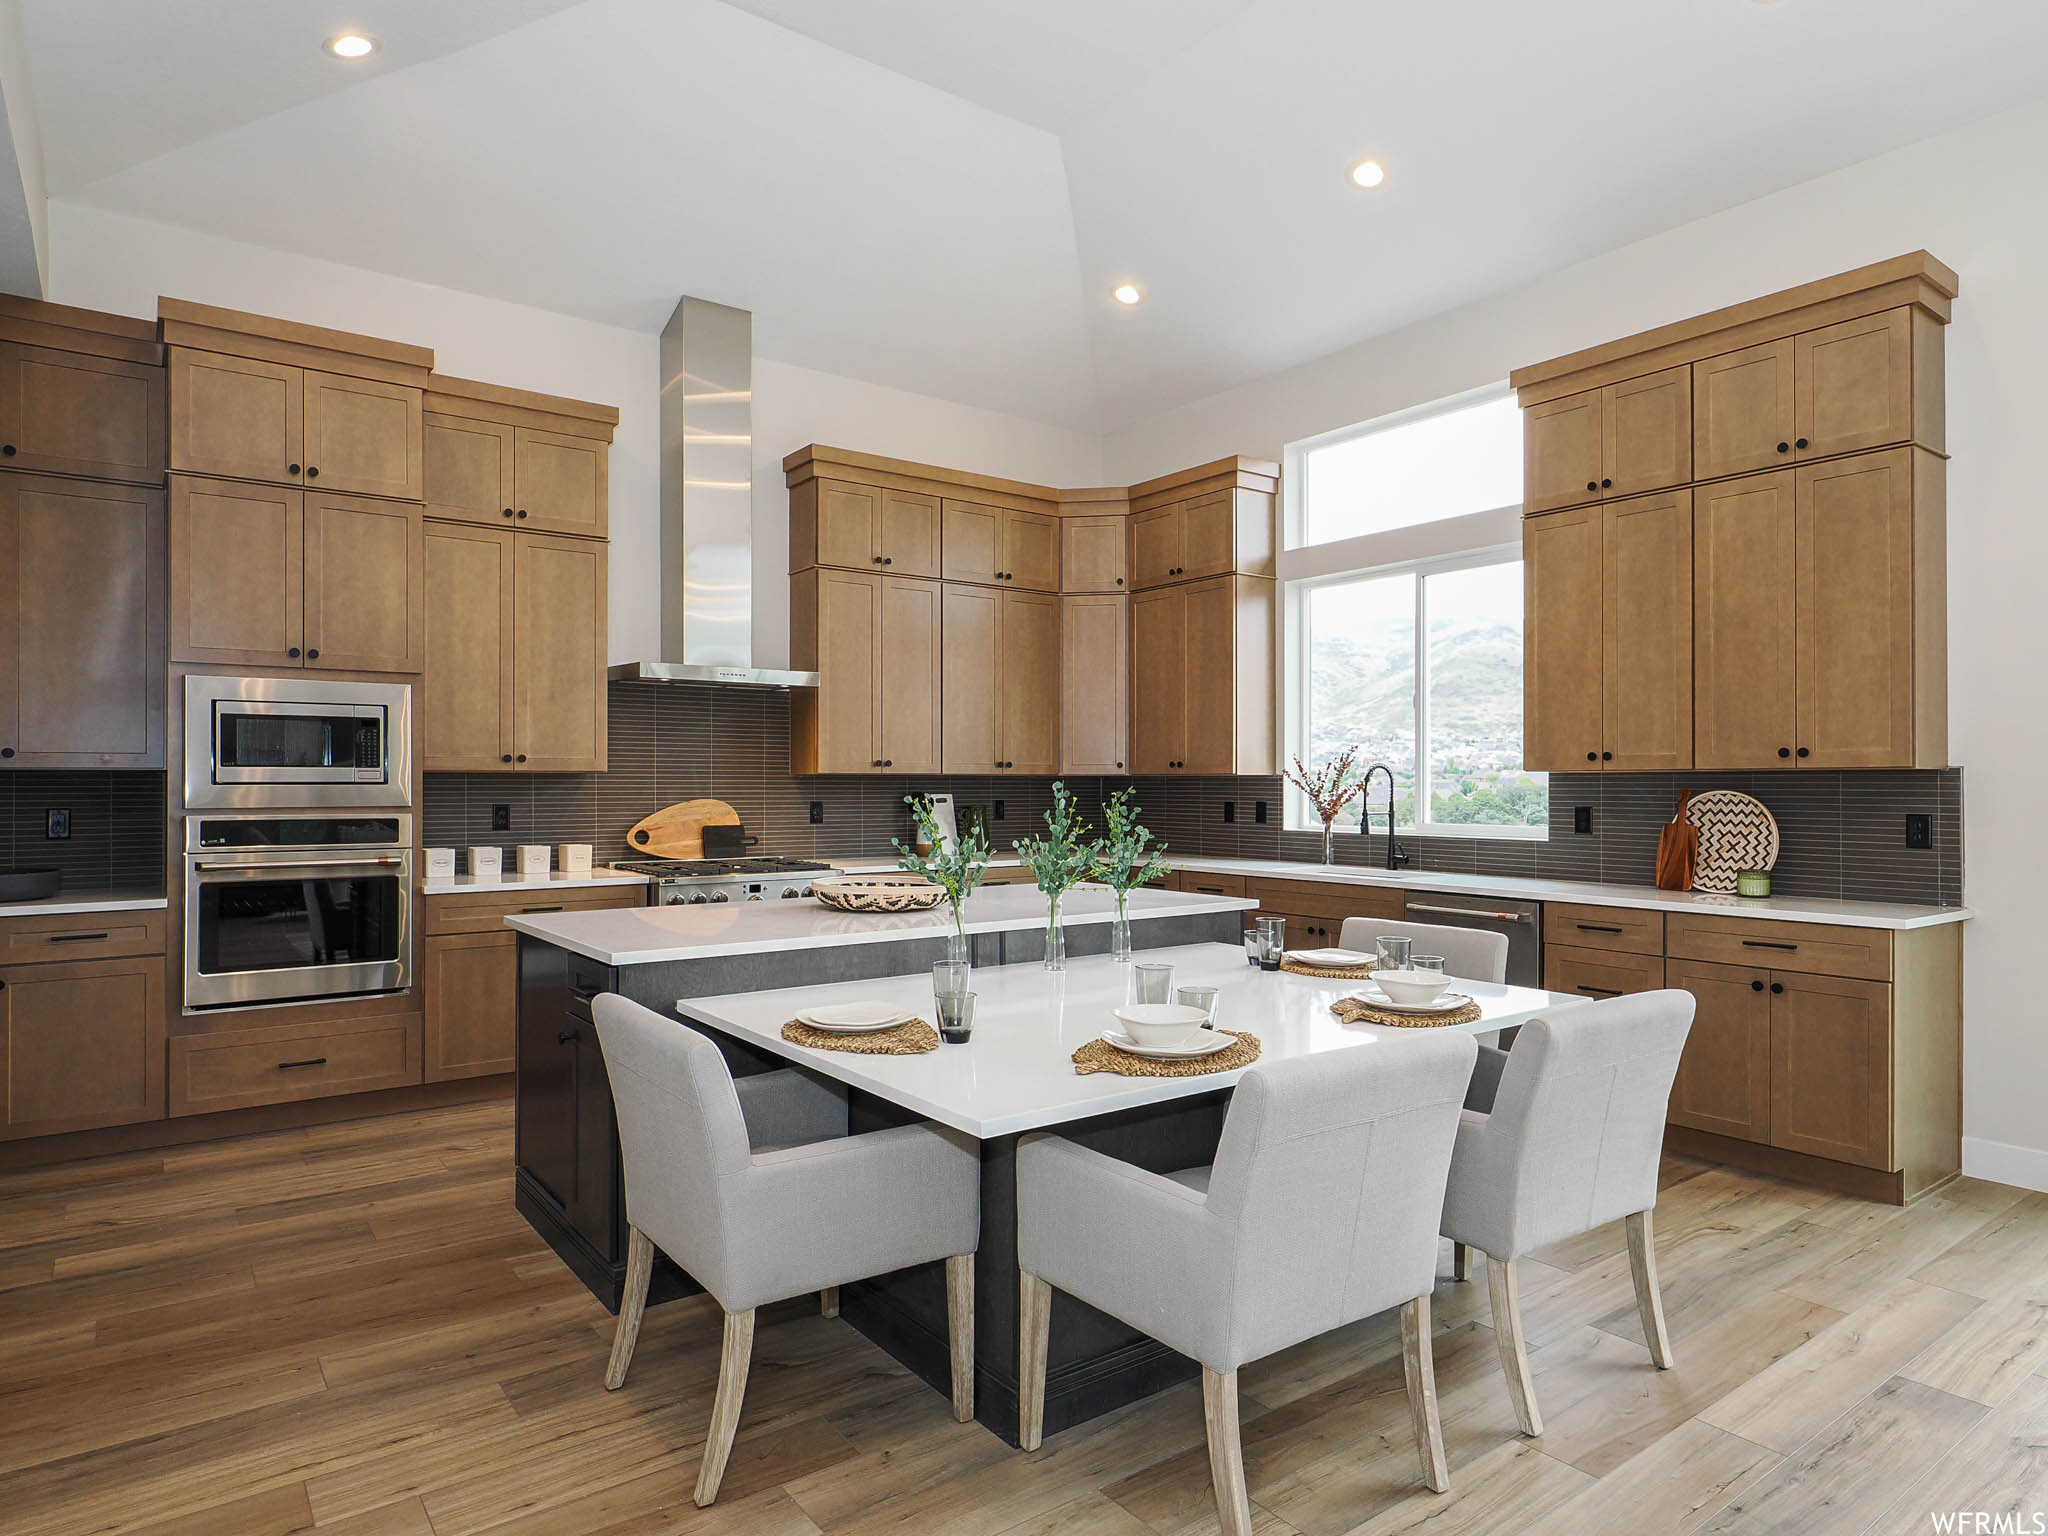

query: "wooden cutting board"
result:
(625, 799), (741, 860)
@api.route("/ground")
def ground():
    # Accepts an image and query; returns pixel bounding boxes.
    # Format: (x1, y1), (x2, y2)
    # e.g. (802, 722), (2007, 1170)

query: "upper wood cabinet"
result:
(422, 375), (617, 539)
(788, 478), (940, 578)
(941, 500), (1058, 590)
(1127, 465), (1276, 591)
(423, 521), (516, 770)
(1694, 470), (1797, 769)
(0, 342), (165, 485)
(789, 567), (941, 774)
(940, 584), (1057, 774)
(1523, 391), (1604, 516)
(1130, 575), (1274, 775)
(423, 413), (514, 526)
(0, 472), (165, 768)
(513, 533), (608, 773)
(1061, 515), (1128, 592)
(1061, 595), (1128, 774)
(169, 349), (423, 500)
(513, 428), (608, 537)
(1694, 338), (1796, 480)
(1524, 366), (1690, 513)
(1523, 504), (1603, 772)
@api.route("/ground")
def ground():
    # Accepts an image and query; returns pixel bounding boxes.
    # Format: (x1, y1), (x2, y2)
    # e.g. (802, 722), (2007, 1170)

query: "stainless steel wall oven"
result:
(184, 675), (411, 810)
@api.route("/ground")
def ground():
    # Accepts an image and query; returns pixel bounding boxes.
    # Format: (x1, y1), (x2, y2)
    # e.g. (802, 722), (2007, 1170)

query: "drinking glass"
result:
(1243, 928), (1262, 967)
(1375, 934), (1413, 972)
(1131, 962), (1174, 1004)
(1176, 984), (1221, 1028)
(1255, 915), (1286, 971)
(1413, 954), (1446, 976)
(936, 991), (976, 1043)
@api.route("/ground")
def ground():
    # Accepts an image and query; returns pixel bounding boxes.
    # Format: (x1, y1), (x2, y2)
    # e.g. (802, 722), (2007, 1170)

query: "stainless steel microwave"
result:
(184, 675), (412, 810)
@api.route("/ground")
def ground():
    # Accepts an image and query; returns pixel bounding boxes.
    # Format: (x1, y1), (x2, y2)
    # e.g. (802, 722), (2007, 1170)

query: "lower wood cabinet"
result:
(1242, 876), (1403, 951)
(941, 584), (1058, 774)
(1663, 958), (1775, 1145)
(0, 953), (165, 1139)
(1768, 970), (1893, 1169)
(169, 1013), (421, 1116)
(1544, 943), (1664, 1000)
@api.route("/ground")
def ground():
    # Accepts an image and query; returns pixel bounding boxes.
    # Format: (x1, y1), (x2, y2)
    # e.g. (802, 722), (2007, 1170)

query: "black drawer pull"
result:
(277, 1057), (327, 1070)
(569, 986), (600, 1003)
(521, 905), (565, 914)
(1741, 939), (1799, 951)
(558, 1028), (584, 1044)
(1575, 923), (1623, 934)
(1577, 985), (1621, 997)
(47, 931), (111, 943)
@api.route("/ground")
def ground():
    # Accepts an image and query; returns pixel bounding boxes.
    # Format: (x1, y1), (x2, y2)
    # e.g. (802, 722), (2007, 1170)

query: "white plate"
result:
(1348, 988), (1474, 1017)
(794, 1002), (913, 1033)
(1289, 946), (1376, 969)
(1102, 1027), (1232, 1060)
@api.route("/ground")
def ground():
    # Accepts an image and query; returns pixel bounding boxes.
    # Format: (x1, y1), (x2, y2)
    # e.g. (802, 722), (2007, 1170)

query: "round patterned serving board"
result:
(1683, 790), (1780, 893)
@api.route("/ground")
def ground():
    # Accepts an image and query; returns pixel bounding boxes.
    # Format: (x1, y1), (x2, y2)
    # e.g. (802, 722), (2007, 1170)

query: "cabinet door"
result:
(303, 492), (423, 673)
(423, 413), (516, 526)
(1694, 339), (1795, 481)
(1522, 504), (1603, 771)
(1601, 489), (1691, 771)
(0, 342), (165, 484)
(1130, 586), (1185, 772)
(941, 500), (1002, 584)
(1665, 959), (1772, 1144)
(170, 350), (302, 485)
(169, 476), (304, 667)
(808, 567), (880, 772)
(1694, 470), (1796, 769)
(0, 474), (165, 768)
(813, 479), (880, 570)
(1796, 309), (1913, 460)
(303, 371), (423, 501)
(878, 575), (941, 773)
(1000, 589), (1060, 774)
(878, 488), (941, 579)
(1179, 576), (1237, 774)
(423, 521), (516, 769)
(1061, 516), (1128, 593)
(0, 956), (164, 1139)
(1770, 972), (1893, 1169)
(1523, 390), (1603, 514)
(1180, 491), (1236, 579)
(1601, 366), (1691, 497)
(1061, 595), (1128, 774)
(1001, 509), (1060, 591)
(424, 930), (517, 1082)
(513, 532), (607, 773)
(514, 427), (607, 537)
(1796, 450), (1914, 768)
(1129, 504), (1184, 589)
(940, 582), (1000, 772)
(1544, 943), (1664, 1000)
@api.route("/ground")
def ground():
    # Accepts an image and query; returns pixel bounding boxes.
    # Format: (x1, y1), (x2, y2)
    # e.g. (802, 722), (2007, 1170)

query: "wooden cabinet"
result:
(170, 476), (423, 673)
(940, 584), (1058, 774)
(790, 567), (941, 774)
(513, 533), (608, 773)
(1061, 595), (1128, 774)
(1545, 902), (1663, 956)
(1523, 367), (1689, 513)
(0, 473), (165, 767)
(513, 428), (607, 537)
(170, 348), (422, 500)
(423, 413), (514, 525)
(1243, 876), (1403, 953)
(1665, 912), (1890, 982)
(1796, 308), (1941, 461)
(1545, 943), (1664, 1000)
(1130, 586), (1184, 774)
(878, 575), (943, 772)
(790, 478), (940, 579)
(0, 953), (165, 1139)
(1769, 971), (1893, 1169)
(1523, 389), (1605, 515)
(0, 341), (165, 484)
(303, 370), (425, 501)
(1694, 339), (1796, 481)
(1130, 575), (1274, 776)
(1129, 488), (1270, 590)
(941, 500), (1058, 590)
(423, 378), (616, 538)
(169, 1013), (421, 1116)
(1694, 470), (1797, 769)
(1666, 958), (1774, 1144)
(1524, 490), (1690, 772)
(1061, 515), (1128, 592)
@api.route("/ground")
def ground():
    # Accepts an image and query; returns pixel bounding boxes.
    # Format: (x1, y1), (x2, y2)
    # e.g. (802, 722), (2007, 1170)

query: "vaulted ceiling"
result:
(21, 0), (2048, 430)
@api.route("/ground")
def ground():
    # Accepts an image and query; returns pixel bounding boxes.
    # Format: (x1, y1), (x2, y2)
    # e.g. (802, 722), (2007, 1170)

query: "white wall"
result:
(1105, 93), (2048, 1191)
(0, 0), (48, 294)
(45, 201), (1101, 667)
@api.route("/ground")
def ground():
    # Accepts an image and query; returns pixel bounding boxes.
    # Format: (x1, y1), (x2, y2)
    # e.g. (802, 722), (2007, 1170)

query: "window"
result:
(1281, 387), (1543, 838)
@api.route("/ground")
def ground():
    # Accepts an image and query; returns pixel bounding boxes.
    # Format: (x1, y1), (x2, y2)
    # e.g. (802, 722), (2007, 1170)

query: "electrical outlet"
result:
(1905, 813), (1933, 849)
(490, 804), (512, 832)
(1254, 800), (1268, 824)
(1573, 805), (1594, 835)
(45, 808), (70, 840)
(993, 799), (1005, 820)
(1222, 800), (1235, 823)
(809, 801), (824, 825)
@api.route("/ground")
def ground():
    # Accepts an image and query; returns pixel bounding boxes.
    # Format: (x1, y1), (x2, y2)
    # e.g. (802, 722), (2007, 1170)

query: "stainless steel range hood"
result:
(608, 296), (820, 689)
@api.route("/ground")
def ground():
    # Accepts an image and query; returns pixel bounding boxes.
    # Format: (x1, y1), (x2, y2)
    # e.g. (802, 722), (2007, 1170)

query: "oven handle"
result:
(193, 857), (407, 874)
(1405, 901), (1535, 924)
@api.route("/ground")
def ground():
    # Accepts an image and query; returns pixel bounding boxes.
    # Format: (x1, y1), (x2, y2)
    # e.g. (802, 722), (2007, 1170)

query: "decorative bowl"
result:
(1112, 1003), (1212, 1047)
(810, 875), (946, 913)
(1370, 969), (1452, 1006)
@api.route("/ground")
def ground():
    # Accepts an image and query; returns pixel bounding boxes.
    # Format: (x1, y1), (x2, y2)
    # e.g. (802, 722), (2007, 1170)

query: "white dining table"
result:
(673, 941), (1593, 1139)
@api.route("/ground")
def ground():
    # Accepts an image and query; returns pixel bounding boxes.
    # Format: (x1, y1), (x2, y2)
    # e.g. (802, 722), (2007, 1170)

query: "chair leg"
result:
(1401, 1295), (1451, 1493)
(819, 1285), (839, 1319)
(1626, 1209), (1675, 1370)
(946, 1254), (975, 1422)
(693, 1307), (755, 1508)
(604, 1226), (654, 1390)
(1018, 1270), (1051, 1451)
(1452, 1240), (1472, 1282)
(1202, 1368), (1255, 1536)
(1486, 1255), (1542, 1437)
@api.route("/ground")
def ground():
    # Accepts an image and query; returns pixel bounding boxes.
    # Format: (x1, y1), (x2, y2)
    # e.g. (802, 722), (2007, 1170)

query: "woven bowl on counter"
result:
(809, 874), (947, 913)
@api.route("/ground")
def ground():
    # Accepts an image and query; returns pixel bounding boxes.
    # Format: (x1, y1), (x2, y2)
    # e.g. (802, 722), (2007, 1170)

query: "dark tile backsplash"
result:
(423, 682), (1964, 906)
(0, 770), (165, 893)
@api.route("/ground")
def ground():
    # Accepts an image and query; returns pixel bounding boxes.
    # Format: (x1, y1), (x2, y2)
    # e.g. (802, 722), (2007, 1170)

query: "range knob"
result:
(710, 891), (729, 903)
(687, 892), (710, 905)
(781, 886), (799, 899)
(662, 889), (686, 905)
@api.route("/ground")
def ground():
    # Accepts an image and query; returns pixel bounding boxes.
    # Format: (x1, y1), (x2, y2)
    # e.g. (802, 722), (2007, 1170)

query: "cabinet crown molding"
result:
(424, 372), (619, 440)
(158, 296), (434, 386)
(0, 294), (162, 365)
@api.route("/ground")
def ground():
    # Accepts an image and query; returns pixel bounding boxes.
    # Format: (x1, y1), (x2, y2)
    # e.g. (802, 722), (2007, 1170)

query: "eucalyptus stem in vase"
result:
(893, 795), (991, 966)
(1285, 744), (1367, 866)
(1091, 786), (1170, 963)
(1013, 781), (1095, 971)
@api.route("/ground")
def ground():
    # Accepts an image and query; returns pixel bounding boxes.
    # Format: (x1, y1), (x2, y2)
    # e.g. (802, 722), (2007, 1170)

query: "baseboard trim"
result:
(1962, 1135), (2048, 1194)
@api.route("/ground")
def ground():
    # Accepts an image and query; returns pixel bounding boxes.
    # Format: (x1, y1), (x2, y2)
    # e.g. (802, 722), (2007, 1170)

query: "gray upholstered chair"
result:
(1439, 990), (1694, 1438)
(1336, 916), (1508, 984)
(1016, 1033), (1479, 1534)
(593, 994), (980, 1506)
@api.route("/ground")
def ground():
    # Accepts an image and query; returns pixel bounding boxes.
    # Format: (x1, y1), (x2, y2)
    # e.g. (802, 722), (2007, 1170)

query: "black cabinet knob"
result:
(1586, 751), (1598, 762)
(1, 444), (14, 456)
(1778, 747), (1791, 758)
(872, 554), (882, 563)
(306, 648), (319, 660)
(1586, 481), (1597, 492)
(1601, 751), (1612, 760)
(288, 463), (301, 475)
(1770, 982), (1784, 994)
(0, 748), (12, 759)
(501, 754), (513, 763)
(1796, 747), (1810, 758)
(1115, 761), (1124, 769)
(516, 753), (527, 763)
(1115, 577), (1124, 586)
(1600, 478), (1612, 489)
(1751, 979), (1765, 991)
(516, 509), (527, 519)
(1777, 442), (1790, 453)
(883, 759), (893, 767)
(504, 508), (516, 518)
(306, 466), (319, 479)
(557, 1029), (581, 1045)
(882, 556), (892, 565)
(287, 647), (301, 658)
(1795, 437), (1808, 449)
(872, 759), (883, 768)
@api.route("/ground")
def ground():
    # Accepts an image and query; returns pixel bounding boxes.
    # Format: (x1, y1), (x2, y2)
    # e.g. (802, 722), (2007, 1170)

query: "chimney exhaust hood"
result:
(608, 296), (820, 689)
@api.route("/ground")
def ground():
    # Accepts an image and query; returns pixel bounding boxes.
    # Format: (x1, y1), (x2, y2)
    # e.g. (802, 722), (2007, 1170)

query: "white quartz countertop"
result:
(674, 942), (1586, 1139)
(421, 868), (652, 897)
(1168, 855), (1971, 931)
(0, 886), (167, 917)
(507, 884), (1254, 965)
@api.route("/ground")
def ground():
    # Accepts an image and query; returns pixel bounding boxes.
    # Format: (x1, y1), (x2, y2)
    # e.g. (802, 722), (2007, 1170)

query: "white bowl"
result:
(1370, 969), (1452, 1006)
(1113, 1003), (1212, 1047)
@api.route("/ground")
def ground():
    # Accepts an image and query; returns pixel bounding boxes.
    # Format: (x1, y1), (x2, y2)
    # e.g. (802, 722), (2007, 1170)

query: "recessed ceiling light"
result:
(1112, 283), (1142, 306)
(324, 33), (379, 59)
(1350, 159), (1386, 190)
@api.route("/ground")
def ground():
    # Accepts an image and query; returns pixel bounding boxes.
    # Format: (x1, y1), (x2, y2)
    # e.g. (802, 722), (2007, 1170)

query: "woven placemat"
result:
(1279, 956), (1380, 980)
(1073, 1030), (1261, 1077)
(1330, 995), (1482, 1030)
(782, 1019), (940, 1054)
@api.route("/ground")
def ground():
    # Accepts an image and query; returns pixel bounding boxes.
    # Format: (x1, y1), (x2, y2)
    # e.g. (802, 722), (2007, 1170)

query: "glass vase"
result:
(945, 912), (970, 970)
(1322, 821), (1339, 866)
(1043, 891), (1067, 971)
(1110, 889), (1133, 963)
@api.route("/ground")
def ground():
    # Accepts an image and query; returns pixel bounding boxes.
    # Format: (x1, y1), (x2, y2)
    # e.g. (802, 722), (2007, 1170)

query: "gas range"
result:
(610, 855), (835, 907)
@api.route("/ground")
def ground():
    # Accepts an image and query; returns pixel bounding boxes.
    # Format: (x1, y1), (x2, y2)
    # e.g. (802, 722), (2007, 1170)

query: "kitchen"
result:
(1, 5), (2043, 1535)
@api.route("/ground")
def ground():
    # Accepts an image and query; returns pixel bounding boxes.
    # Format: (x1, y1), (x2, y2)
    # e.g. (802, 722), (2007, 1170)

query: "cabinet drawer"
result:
(0, 908), (165, 964)
(170, 1014), (421, 1115)
(1545, 943), (1664, 1000)
(1546, 903), (1663, 956)
(1173, 870), (1247, 899)
(1245, 876), (1404, 923)
(424, 883), (646, 936)
(1665, 913), (1890, 981)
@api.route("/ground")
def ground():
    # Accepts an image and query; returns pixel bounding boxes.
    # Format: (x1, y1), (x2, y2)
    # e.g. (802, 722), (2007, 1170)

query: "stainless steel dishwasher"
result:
(1401, 893), (1544, 988)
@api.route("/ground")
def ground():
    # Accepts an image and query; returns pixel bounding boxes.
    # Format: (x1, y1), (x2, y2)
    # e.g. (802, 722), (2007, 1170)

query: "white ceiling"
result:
(20, 0), (2048, 430)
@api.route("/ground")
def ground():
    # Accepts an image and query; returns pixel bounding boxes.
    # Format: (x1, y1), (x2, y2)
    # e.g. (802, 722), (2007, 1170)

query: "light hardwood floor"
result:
(2, 1099), (2044, 1536)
